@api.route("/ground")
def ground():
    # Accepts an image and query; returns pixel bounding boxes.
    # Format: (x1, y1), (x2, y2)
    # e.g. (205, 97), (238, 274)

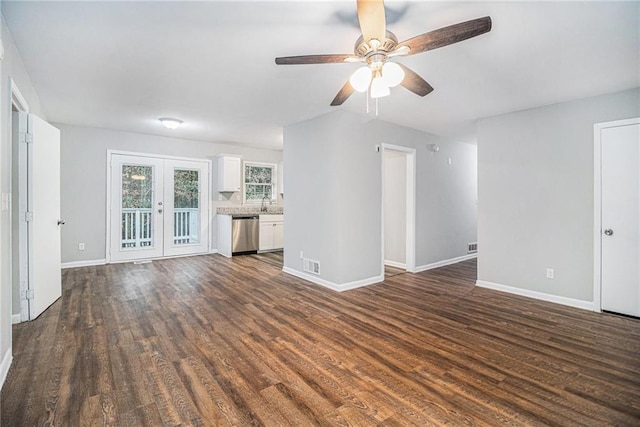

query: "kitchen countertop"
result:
(217, 206), (284, 215)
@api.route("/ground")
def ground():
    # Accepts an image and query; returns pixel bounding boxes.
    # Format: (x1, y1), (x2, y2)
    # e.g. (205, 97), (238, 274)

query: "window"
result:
(243, 162), (277, 203)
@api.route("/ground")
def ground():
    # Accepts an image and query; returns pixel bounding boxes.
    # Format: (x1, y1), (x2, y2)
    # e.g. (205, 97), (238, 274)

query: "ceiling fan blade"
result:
(357, 0), (386, 43)
(399, 16), (492, 55)
(330, 81), (355, 106)
(275, 54), (359, 65)
(398, 64), (434, 97)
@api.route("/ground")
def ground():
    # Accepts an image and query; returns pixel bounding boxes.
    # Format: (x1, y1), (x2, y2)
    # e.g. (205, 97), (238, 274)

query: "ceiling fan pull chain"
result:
(366, 87), (370, 114)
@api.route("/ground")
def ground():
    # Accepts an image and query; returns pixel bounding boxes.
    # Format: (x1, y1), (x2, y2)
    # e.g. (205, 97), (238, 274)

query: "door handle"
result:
(158, 209), (163, 214)
(57, 220), (66, 226)
(604, 229), (613, 236)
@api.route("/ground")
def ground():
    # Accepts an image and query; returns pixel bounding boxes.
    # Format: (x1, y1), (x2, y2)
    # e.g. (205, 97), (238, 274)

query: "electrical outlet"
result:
(546, 268), (554, 279)
(78, 243), (85, 251)
(299, 251), (304, 259)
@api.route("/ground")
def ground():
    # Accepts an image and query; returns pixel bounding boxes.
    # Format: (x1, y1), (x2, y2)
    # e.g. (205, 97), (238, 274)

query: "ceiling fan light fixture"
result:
(370, 75), (390, 98)
(349, 66), (373, 92)
(159, 117), (183, 130)
(382, 62), (404, 87)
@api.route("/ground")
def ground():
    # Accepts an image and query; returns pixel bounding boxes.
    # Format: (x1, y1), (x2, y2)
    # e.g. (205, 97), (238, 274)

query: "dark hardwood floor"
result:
(2, 255), (639, 426)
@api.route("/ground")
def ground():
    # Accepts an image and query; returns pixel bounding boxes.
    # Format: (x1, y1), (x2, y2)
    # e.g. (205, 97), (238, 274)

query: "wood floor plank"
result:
(2, 255), (640, 426)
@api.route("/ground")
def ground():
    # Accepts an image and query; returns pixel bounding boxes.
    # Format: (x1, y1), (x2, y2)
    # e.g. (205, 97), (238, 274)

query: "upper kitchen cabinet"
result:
(217, 155), (242, 192)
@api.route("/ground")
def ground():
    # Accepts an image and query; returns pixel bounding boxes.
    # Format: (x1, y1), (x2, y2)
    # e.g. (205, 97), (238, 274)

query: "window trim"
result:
(242, 161), (278, 204)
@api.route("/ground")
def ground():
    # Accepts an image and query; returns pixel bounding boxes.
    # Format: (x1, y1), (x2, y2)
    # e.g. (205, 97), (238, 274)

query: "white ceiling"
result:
(3, 1), (639, 149)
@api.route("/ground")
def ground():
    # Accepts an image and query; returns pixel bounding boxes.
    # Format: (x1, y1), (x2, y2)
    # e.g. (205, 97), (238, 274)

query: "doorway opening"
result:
(10, 80), (63, 323)
(381, 144), (416, 278)
(10, 80), (29, 324)
(107, 152), (210, 263)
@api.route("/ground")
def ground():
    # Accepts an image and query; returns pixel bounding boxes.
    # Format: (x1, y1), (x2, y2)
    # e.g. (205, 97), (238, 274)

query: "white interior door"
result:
(601, 121), (640, 317)
(24, 113), (62, 320)
(163, 160), (210, 257)
(109, 155), (164, 262)
(109, 154), (209, 262)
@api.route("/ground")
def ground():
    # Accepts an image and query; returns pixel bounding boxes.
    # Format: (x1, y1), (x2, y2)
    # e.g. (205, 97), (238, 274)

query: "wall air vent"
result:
(468, 243), (478, 254)
(303, 258), (320, 275)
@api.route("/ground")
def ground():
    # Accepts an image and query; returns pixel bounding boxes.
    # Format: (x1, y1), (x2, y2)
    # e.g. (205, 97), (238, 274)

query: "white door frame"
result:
(10, 79), (30, 323)
(106, 150), (211, 263)
(593, 117), (640, 312)
(381, 143), (416, 274)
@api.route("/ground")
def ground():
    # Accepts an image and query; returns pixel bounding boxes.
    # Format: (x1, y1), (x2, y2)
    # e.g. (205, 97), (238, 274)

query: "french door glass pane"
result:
(121, 165), (154, 249)
(173, 168), (200, 245)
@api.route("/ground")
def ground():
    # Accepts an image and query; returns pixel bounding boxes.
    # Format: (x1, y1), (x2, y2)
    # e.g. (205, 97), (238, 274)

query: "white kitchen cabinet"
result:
(217, 155), (242, 192)
(216, 214), (232, 257)
(259, 214), (284, 251)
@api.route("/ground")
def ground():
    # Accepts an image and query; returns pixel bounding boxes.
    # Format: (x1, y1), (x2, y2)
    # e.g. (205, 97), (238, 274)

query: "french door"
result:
(109, 153), (210, 262)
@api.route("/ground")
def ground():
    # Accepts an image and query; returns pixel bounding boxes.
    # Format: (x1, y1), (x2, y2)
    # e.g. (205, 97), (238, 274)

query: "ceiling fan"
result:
(275, 0), (492, 106)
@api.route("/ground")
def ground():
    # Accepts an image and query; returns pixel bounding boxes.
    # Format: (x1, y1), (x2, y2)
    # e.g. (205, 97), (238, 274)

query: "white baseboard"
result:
(1, 348), (12, 390)
(476, 280), (594, 311)
(414, 253), (477, 273)
(61, 259), (106, 269)
(11, 314), (21, 324)
(282, 267), (383, 292)
(384, 260), (406, 269)
(209, 249), (219, 254)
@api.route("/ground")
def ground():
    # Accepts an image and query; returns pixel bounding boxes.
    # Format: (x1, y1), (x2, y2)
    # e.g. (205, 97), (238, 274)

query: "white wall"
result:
(282, 114), (343, 284)
(58, 124), (283, 264)
(0, 11), (47, 382)
(384, 151), (406, 266)
(477, 88), (640, 304)
(284, 110), (477, 289)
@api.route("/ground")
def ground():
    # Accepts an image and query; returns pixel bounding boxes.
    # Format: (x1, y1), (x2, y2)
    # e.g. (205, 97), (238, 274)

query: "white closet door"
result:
(601, 122), (640, 317)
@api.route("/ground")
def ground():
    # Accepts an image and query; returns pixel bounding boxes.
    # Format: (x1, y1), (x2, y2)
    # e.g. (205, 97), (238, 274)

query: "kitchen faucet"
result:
(261, 194), (272, 212)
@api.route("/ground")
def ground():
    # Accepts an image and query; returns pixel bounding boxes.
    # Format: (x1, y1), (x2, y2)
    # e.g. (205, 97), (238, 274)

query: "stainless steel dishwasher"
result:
(231, 215), (259, 254)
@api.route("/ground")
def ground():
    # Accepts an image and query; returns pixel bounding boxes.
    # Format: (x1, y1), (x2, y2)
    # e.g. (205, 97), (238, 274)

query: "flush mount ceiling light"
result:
(159, 117), (183, 130)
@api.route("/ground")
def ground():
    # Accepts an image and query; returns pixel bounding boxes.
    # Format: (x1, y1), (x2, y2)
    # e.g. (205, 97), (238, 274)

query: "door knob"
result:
(57, 220), (66, 226)
(604, 229), (614, 236)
